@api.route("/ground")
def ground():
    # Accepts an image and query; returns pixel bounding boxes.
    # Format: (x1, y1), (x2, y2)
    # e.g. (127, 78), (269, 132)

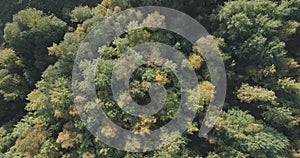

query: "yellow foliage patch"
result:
(154, 70), (170, 85)
(189, 54), (204, 69)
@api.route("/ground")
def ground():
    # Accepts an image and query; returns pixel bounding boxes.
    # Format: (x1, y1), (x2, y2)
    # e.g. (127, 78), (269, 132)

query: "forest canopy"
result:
(0, 0), (300, 157)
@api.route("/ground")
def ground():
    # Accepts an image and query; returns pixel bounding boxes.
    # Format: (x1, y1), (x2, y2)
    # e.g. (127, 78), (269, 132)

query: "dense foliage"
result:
(0, 0), (300, 157)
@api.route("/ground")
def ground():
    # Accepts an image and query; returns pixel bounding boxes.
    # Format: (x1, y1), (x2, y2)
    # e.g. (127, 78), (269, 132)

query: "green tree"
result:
(69, 5), (93, 23)
(0, 48), (28, 124)
(211, 0), (300, 156)
(4, 8), (66, 83)
(211, 109), (289, 157)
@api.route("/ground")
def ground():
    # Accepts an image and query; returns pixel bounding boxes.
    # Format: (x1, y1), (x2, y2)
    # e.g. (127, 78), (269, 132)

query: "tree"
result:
(211, 0), (300, 156)
(211, 109), (289, 157)
(0, 48), (28, 124)
(4, 8), (66, 83)
(69, 5), (93, 23)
